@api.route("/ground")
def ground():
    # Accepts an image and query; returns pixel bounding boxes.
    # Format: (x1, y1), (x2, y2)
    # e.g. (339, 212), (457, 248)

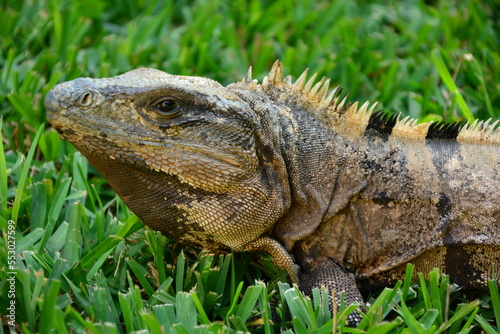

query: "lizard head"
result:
(45, 68), (290, 251)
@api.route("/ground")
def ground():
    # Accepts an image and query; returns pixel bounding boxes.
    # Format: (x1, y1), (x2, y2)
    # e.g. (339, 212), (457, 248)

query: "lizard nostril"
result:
(44, 90), (61, 113)
(76, 89), (104, 107)
(79, 91), (94, 106)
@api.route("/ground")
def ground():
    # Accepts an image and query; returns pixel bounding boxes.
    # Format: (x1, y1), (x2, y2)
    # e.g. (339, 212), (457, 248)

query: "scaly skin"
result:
(45, 61), (499, 325)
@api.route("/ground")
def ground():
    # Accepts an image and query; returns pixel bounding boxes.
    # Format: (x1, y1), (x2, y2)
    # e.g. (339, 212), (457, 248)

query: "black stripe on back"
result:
(367, 110), (398, 135)
(425, 121), (462, 140)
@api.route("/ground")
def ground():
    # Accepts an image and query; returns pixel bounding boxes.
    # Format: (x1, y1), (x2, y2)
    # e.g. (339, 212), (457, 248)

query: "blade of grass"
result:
(401, 263), (414, 302)
(475, 315), (498, 334)
(141, 312), (164, 333)
(489, 278), (500, 330)
(128, 259), (155, 298)
(175, 251), (186, 293)
(38, 279), (61, 334)
(191, 291), (211, 325)
(11, 123), (44, 222)
(79, 214), (139, 270)
(16, 227), (44, 252)
(225, 281), (244, 320)
(444, 300), (480, 333)
(397, 297), (426, 334)
(176, 292), (197, 332)
(39, 177), (72, 252)
(431, 48), (473, 119)
(79, 235), (124, 270)
(466, 54), (495, 119)
(118, 292), (135, 333)
(236, 283), (265, 323)
(429, 268), (443, 324)
(0, 118), (7, 219)
(153, 304), (176, 329)
(258, 284), (272, 334)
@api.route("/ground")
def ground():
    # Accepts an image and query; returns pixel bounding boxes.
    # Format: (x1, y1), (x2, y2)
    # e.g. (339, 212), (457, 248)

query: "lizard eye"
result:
(153, 98), (183, 118)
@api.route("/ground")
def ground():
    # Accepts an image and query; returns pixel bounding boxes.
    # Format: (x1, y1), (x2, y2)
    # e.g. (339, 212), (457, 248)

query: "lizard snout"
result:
(44, 90), (61, 114)
(45, 85), (105, 116)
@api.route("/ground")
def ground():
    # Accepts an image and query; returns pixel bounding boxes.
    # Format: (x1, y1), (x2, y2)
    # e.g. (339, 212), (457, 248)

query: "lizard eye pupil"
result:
(153, 98), (182, 118)
(157, 99), (178, 113)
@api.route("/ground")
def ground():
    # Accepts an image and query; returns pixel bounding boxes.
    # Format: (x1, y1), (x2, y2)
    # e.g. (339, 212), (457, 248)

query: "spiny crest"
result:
(250, 60), (500, 143)
(391, 116), (433, 140)
(260, 60), (352, 113)
(367, 113), (500, 143)
(457, 119), (500, 144)
(345, 101), (378, 131)
(258, 60), (382, 136)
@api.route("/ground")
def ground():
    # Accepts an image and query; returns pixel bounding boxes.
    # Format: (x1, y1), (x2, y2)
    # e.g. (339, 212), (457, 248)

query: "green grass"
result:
(1, 0), (499, 332)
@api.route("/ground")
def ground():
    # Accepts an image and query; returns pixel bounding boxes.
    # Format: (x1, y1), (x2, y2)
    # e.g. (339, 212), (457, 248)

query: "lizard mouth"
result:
(49, 110), (245, 172)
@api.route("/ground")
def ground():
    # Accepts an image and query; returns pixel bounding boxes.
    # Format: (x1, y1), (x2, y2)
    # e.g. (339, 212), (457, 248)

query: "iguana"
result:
(45, 60), (499, 325)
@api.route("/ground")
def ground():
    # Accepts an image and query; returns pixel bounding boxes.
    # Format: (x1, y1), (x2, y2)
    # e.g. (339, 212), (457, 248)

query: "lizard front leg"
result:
(243, 237), (364, 326)
(299, 258), (365, 326)
(242, 236), (299, 283)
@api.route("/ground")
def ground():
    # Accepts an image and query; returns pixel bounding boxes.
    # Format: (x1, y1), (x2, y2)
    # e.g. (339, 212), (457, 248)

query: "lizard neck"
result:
(262, 100), (369, 251)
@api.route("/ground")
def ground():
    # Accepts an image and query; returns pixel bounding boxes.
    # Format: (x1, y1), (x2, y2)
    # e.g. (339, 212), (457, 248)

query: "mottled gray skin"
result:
(45, 62), (499, 325)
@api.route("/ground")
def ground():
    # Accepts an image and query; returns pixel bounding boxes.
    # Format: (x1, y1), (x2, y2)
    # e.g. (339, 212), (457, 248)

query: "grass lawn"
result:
(1, 0), (499, 332)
